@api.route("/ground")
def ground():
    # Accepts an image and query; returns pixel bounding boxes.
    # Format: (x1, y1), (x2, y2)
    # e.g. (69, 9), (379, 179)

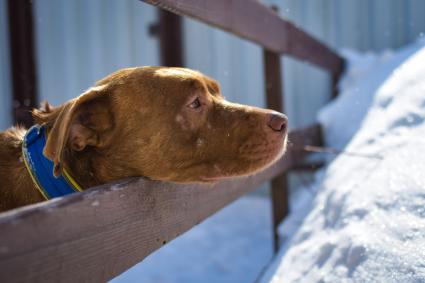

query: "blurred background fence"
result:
(1, 0), (425, 131)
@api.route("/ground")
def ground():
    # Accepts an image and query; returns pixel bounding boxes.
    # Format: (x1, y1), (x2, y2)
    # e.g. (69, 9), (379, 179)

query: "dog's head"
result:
(35, 67), (287, 183)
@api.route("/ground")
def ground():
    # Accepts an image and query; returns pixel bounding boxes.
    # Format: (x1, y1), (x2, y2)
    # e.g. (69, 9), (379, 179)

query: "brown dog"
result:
(0, 67), (287, 212)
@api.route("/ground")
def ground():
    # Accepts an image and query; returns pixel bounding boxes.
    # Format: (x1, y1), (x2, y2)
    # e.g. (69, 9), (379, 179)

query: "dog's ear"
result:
(43, 85), (114, 177)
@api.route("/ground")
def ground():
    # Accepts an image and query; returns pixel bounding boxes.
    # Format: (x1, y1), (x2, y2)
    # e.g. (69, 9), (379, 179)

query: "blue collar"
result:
(22, 125), (83, 200)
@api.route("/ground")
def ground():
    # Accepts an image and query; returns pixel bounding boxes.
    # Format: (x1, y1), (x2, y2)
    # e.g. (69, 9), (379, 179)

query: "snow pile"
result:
(262, 40), (425, 282)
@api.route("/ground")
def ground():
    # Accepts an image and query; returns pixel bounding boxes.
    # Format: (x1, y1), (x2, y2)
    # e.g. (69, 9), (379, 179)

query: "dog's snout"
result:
(267, 113), (288, 132)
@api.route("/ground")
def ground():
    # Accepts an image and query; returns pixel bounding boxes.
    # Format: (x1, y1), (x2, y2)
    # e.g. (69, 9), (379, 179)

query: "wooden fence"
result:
(0, 0), (344, 282)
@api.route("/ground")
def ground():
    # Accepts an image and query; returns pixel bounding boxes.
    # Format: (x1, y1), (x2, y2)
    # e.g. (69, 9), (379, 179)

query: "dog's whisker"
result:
(290, 143), (383, 160)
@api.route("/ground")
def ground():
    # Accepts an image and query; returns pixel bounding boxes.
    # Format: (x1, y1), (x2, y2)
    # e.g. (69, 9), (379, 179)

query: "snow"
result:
(261, 39), (425, 282)
(111, 195), (273, 283)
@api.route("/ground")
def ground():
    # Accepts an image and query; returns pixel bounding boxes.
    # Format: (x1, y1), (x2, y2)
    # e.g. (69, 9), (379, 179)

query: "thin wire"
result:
(291, 144), (384, 160)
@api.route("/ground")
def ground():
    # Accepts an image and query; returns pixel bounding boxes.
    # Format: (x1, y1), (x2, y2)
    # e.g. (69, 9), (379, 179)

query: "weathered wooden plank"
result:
(269, 173), (289, 252)
(331, 61), (346, 98)
(140, 0), (344, 73)
(158, 9), (184, 66)
(0, 125), (321, 283)
(7, 0), (38, 127)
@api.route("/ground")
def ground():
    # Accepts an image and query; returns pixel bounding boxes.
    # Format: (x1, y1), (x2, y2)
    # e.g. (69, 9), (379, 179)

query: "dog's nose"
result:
(267, 113), (288, 132)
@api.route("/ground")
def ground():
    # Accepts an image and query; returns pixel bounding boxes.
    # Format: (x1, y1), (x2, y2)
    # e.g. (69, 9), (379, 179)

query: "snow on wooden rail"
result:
(0, 125), (321, 283)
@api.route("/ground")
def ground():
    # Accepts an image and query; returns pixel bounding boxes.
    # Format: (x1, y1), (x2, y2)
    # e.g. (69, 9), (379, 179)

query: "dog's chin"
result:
(243, 135), (288, 173)
(200, 136), (287, 182)
(265, 135), (287, 167)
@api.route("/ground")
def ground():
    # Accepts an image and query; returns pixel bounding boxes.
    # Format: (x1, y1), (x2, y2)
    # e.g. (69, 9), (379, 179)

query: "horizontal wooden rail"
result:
(0, 125), (321, 283)
(141, 0), (344, 74)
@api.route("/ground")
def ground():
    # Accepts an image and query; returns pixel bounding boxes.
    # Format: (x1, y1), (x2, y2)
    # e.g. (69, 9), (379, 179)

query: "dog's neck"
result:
(63, 149), (101, 189)
(63, 146), (137, 190)
(0, 127), (130, 212)
(0, 128), (45, 211)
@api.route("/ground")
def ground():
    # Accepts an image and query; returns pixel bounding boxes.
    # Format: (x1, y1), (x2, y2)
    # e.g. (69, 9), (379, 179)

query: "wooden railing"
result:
(0, 1), (344, 282)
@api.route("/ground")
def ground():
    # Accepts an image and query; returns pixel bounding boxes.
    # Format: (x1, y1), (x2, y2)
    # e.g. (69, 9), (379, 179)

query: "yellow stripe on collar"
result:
(22, 125), (83, 199)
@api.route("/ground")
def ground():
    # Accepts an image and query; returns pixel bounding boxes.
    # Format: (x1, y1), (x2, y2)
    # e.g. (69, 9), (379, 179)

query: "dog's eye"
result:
(188, 97), (201, 109)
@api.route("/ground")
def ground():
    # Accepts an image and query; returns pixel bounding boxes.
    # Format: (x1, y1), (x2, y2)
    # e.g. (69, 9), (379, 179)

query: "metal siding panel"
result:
(372, 0), (397, 50)
(34, 0), (160, 106)
(34, 0), (74, 105)
(0, 0), (12, 130)
(393, 0), (409, 48)
(60, 0), (80, 102)
(183, 18), (216, 76)
(211, 28), (235, 103)
(129, 2), (160, 67)
(239, 41), (265, 108)
(183, 18), (265, 107)
(357, 0), (373, 51)
(405, 0), (425, 42)
(73, 0), (102, 93)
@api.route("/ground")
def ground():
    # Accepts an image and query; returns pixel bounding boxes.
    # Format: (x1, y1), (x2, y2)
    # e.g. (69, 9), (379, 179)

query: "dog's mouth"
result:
(199, 134), (287, 182)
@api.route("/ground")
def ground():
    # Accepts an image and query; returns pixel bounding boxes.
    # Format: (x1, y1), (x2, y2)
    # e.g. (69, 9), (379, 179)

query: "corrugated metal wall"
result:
(184, 19), (266, 109)
(0, 0), (11, 130)
(1, 0), (425, 130)
(34, 0), (159, 106)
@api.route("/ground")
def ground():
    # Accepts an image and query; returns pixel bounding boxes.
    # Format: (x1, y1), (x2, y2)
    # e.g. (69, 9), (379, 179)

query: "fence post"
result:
(158, 9), (184, 66)
(331, 60), (345, 99)
(262, 6), (289, 252)
(7, 0), (38, 128)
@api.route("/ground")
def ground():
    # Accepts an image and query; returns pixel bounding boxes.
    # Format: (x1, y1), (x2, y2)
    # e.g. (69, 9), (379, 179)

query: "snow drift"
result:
(263, 40), (425, 282)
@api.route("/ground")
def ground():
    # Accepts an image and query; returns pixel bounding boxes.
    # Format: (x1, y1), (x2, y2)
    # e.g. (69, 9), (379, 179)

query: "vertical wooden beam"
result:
(158, 9), (184, 66)
(263, 50), (289, 253)
(269, 173), (289, 253)
(263, 9), (289, 251)
(7, 0), (38, 128)
(331, 60), (345, 99)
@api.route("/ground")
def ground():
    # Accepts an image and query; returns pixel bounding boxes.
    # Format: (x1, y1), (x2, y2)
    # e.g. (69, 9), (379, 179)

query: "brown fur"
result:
(0, 67), (287, 212)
